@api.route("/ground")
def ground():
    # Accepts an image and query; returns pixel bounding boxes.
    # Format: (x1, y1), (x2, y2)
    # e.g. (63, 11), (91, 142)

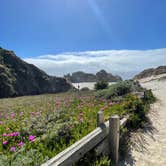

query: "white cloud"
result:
(24, 48), (166, 79)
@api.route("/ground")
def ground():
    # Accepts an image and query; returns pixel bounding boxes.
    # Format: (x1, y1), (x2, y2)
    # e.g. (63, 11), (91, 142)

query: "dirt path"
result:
(121, 79), (166, 166)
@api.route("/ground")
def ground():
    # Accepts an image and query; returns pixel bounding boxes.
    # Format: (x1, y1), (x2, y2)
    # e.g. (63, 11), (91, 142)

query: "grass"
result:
(0, 84), (155, 165)
(0, 91), (123, 165)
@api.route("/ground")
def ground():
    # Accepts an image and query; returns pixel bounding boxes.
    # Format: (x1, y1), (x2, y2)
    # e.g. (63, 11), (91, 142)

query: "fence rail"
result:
(42, 112), (128, 166)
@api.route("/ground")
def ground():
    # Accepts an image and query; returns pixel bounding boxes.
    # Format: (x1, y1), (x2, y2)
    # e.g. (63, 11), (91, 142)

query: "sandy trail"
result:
(121, 78), (166, 166)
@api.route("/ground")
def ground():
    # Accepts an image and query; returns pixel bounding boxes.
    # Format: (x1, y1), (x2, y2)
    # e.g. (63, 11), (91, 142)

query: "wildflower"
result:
(10, 146), (16, 152)
(2, 133), (7, 136)
(9, 132), (19, 137)
(11, 112), (15, 118)
(5, 114), (9, 119)
(18, 142), (24, 147)
(109, 101), (114, 106)
(28, 135), (35, 142)
(3, 141), (8, 145)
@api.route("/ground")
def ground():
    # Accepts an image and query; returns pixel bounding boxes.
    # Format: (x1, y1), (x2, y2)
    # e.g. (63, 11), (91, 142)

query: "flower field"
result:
(0, 88), (154, 165)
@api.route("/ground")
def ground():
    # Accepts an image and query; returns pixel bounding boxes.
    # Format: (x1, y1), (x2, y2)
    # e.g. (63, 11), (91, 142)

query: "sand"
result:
(121, 75), (166, 166)
(72, 82), (115, 90)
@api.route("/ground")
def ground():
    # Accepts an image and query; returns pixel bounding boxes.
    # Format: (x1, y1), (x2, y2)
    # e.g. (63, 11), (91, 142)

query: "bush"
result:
(96, 80), (143, 99)
(94, 81), (108, 90)
(142, 89), (156, 104)
(80, 87), (90, 91)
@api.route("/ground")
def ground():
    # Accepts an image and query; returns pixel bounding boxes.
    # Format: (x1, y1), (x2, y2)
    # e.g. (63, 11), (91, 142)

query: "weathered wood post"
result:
(109, 115), (120, 166)
(97, 111), (104, 127)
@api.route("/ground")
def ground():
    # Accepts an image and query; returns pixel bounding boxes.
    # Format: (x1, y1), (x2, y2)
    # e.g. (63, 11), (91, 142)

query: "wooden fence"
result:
(42, 111), (128, 166)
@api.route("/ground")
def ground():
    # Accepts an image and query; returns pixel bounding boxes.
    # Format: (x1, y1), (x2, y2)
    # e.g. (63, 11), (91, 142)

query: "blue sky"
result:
(0, 0), (166, 78)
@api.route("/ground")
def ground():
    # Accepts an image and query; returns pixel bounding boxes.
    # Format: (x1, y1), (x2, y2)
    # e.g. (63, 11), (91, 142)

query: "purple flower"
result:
(9, 132), (19, 137)
(109, 101), (114, 106)
(11, 112), (15, 118)
(10, 146), (16, 152)
(18, 142), (24, 147)
(28, 135), (35, 142)
(3, 141), (8, 145)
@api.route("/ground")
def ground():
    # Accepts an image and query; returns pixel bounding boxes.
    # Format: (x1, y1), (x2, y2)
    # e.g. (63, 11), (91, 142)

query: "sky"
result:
(0, 0), (166, 78)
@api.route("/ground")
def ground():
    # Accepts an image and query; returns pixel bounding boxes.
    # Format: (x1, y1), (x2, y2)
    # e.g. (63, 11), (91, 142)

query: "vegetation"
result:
(80, 87), (90, 91)
(0, 47), (71, 98)
(0, 79), (156, 165)
(96, 80), (143, 99)
(94, 81), (109, 90)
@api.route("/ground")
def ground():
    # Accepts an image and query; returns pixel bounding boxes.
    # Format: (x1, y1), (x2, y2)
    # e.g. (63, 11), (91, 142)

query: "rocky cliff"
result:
(0, 47), (72, 98)
(134, 66), (166, 79)
(64, 70), (122, 83)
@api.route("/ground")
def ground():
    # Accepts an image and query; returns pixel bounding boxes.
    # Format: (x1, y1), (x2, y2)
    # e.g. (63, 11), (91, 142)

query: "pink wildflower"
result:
(18, 142), (24, 147)
(5, 114), (9, 119)
(109, 101), (114, 106)
(9, 132), (19, 137)
(28, 135), (35, 142)
(2, 133), (7, 136)
(10, 146), (16, 152)
(11, 112), (15, 118)
(3, 141), (8, 145)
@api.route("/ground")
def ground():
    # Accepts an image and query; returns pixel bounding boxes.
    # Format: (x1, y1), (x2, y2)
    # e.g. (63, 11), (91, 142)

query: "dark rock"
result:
(64, 70), (122, 83)
(0, 47), (72, 98)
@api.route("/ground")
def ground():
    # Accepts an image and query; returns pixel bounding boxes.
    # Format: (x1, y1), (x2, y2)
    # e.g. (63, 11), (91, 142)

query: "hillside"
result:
(0, 47), (72, 98)
(134, 66), (166, 79)
(64, 70), (122, 83)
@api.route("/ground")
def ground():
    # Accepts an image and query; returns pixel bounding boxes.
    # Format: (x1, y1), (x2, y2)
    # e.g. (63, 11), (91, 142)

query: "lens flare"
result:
(87, 0), (111, 36)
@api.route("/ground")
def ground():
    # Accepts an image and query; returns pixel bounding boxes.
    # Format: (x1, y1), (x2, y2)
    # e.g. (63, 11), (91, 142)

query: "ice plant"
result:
(109, 101), (114, 106)
(11, 112), (15, 118)
(3, 141), (8, 145)
(9, 132), (19, 137)
(2, 133), (7, 136)
(18, 142), (24, 147)
(28, 135), (35, 142)
(10, 146), (16, 152)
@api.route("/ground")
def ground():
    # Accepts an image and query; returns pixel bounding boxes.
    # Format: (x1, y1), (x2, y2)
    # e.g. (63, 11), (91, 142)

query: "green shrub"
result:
(94, 81), (109, 90)
(96, 80), (143, 99)
(142, 89), (156, 104)
(93, 156), (111, 166)
(76, 149), (111, 166)
(80, 87), (90, 91)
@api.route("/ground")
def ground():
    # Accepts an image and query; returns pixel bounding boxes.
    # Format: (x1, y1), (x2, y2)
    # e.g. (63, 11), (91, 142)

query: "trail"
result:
(122, 78), (166, 166)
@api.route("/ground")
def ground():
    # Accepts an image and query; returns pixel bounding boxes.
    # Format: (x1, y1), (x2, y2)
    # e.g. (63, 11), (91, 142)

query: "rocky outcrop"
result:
(64, 70), (122, 83)
(0, 47), (72, 98)
(134, 66), (166, 79)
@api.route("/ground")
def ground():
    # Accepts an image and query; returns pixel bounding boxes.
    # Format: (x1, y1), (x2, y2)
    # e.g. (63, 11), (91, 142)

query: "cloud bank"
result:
(24, 48), (166, 79)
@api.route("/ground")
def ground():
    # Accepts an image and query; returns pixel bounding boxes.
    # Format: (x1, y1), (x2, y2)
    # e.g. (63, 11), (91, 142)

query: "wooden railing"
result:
(42, 112), (128, 166)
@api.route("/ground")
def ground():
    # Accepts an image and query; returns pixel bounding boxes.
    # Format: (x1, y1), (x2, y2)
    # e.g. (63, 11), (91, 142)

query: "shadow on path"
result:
(119, 108), (158, 166)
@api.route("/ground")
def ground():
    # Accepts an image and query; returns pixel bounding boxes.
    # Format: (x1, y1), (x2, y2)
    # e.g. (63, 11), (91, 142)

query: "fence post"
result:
(97, 111), (104, 127)
(109, 115), (120, 166)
